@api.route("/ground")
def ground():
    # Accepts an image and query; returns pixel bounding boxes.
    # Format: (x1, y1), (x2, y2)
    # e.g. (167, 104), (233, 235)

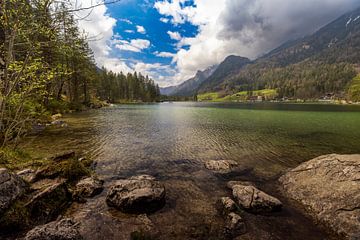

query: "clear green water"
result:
(22, 102), (360, 239)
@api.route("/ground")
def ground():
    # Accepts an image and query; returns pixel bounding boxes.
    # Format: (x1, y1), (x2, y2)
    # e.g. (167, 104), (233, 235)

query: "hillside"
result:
(167, 65), (218, 96)
(197, 55), (251, 93)
(197, 6), (360, 100)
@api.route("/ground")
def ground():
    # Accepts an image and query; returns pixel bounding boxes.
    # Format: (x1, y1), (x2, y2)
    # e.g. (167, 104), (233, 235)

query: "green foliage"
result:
(348, 74), (360, 102)
(0, 147), (31, 168)
(198, 89), (278, 102)
(96, 69), (161, 103)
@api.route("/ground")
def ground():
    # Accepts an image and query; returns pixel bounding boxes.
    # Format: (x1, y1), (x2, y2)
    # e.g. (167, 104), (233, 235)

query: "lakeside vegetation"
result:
(0, 1), (160, 147)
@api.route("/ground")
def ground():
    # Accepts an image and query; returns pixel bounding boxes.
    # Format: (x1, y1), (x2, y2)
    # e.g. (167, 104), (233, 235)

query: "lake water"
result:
(22, 102), (360, 240)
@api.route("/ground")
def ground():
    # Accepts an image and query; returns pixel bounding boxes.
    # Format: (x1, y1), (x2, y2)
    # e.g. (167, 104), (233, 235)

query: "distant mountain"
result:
(169, 65), (218, 96)
(160, 85), (177, 95)
(198, 6), (360, 99)
(197, 55), (251, 93)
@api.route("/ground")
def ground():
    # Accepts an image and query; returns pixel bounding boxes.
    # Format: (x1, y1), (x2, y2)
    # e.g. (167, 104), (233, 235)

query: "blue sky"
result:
(77, 0), (359, 87)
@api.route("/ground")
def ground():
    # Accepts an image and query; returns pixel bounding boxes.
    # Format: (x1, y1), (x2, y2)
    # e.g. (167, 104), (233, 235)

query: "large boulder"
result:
(230, 183), (282, 213)
(0, 168), (27, 213)
(26, 178), (71, 223)
(24, 218), (82, 240)
(106, 175), (165, 213)
(279, 154), (360, 239)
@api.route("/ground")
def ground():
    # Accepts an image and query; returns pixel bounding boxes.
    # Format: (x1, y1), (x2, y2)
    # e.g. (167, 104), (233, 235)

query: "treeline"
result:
(225, 62), (357, 99)
(96, 69), (160, 103)
(0, 0), (159, 146)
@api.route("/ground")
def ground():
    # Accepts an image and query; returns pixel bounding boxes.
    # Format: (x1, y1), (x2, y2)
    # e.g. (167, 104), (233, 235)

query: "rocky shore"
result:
(0, 154), (358, 239)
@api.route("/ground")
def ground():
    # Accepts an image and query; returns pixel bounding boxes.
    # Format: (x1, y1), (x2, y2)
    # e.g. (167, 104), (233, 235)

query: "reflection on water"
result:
(22, 102), (360, 239)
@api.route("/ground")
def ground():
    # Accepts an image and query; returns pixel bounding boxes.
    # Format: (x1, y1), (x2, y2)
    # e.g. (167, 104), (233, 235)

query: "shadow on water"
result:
(19, 102), (360, 240)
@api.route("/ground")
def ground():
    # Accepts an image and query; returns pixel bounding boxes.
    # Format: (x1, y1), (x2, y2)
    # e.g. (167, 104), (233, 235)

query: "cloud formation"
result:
(155, 0), (360, 85)
(136, 25), (146, 34)
(115, 39), (151, 52)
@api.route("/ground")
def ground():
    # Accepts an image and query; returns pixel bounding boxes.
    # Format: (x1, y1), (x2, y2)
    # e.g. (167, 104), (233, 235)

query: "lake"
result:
(22, 102), (360, 239)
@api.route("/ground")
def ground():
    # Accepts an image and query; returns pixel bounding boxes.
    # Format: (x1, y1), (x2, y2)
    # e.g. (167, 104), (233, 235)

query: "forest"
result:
(0, 0), (160, 146)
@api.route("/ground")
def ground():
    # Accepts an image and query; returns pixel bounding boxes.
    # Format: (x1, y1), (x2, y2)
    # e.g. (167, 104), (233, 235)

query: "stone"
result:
(0, 168), (27, 213)
(106, 175), (165, 213)
(226, 181), (255, 189)
(17, 168), (36, 182)
(279, 154), (360, 239)
(51, 113), (62, 121)
(220, 197), (237, 213)
(50, 151), (76, 161)
(224, 212), (246, 237)
(204, 160), (239, 173)
(232, 183), (282, 213)
(73, 176), (103, 201)
(26, 178), (71, 223)
(24, 218), (83, 240)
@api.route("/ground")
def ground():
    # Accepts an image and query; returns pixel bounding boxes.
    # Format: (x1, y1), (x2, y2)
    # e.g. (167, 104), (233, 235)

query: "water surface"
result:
(23, 102), (360, 239)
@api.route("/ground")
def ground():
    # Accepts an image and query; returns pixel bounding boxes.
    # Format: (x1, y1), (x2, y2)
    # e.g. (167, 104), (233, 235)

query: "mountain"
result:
(169, 65), (218, 96)
(160, 85), (177, 95)
(198, 6), (360, 99)
(197, 55), (251, 93)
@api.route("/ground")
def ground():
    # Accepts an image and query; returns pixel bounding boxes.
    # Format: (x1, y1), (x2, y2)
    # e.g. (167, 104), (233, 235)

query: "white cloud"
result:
(167, 31), (182, 41)
(154, 51), (176, 58)
(124, 29), (134, 33)
(154, 0), (360, 85)
(160, 17), (169, 23)
(115, 39), (151, 52)
(119, 18), (133, 24)
(136, 25), (146, 34)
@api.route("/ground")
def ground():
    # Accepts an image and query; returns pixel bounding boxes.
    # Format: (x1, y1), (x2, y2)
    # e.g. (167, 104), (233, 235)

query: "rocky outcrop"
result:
(230, 182), (282, 213)
(0, 168), (27, 213)
(73, 176), (103, 201)
(26, 178), (71, 223)
(279, 154), (360, 239)
(106, 175), (166, 213)
(24, 218), (82, 240)
(204, 160), (239, 173)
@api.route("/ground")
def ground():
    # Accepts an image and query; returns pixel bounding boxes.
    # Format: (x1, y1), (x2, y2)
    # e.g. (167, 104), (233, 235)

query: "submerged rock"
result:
(226, 181), (255, 189)
(231, 183), (282, 213)
(73, 176), (103, 201)
(279, 154), (360, 239)
(24, 218), (82, 240)
(224, 212), (246, 237)
(106, 175), (166, 213)
(204, 160), (239, 173)
(0, 168), (27, 213)
(50, 151), (76, 161)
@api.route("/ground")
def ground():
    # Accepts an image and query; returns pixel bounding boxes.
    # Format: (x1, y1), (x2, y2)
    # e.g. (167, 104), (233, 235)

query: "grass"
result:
(197, 89), (278, 102)
(348, 74), (360, 102)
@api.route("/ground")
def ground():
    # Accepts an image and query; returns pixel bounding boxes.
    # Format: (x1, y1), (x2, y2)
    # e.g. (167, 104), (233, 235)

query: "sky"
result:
(74, 0), (360, 87)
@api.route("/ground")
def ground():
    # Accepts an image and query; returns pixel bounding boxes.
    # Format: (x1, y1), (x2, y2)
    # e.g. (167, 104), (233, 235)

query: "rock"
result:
(50, 151), (76, 161)
(51, 120), (68, 127)
(73, 176), (103, 201)
(232, 183), (282, 213)
(226, 181), (255, 189)
(106, 175), (165, 213)
(220, 197), (237, 213)
(224, 212), (246, 237)
(0, 168), (27, 213)
(204, 160), (239, 173)
(24, 218), (82, 240)
(51, 113), (62, 121)
(26, 178), (71, 223)
(17, 168), (36, 182)
(279, 154), (360, 239)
